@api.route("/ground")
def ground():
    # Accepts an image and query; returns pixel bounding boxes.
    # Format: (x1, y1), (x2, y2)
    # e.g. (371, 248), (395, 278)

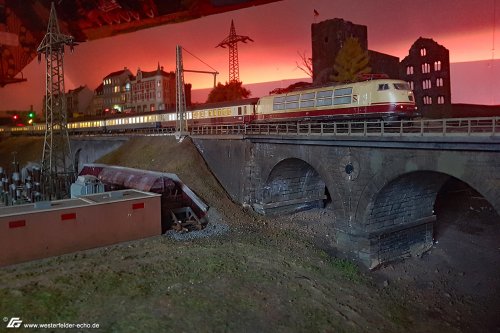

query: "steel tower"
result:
(216, 20), (253, 83)
(36, 2), (76, 198)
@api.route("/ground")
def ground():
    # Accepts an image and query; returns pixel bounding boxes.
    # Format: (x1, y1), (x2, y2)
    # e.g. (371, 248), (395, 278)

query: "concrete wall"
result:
(0, 190), (161, 267)
(194, 136), (500, 268)
(71, 137), (128, 173)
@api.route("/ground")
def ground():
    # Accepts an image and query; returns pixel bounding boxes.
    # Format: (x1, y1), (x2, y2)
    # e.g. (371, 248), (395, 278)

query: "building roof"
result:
(68, 85), (89, 94)
(137, 63), (175, 80)
(103, 68), (133, 80)
(94, 83), (103, 93)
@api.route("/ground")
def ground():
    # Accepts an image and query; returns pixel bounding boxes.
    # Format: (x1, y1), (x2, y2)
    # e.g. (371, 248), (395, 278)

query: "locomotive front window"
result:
(394, 83), (411, 90)
(378, 84), (389, 90)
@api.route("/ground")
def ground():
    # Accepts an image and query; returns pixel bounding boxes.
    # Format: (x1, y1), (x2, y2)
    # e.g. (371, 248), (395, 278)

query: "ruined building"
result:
(400, 38), (452, 116)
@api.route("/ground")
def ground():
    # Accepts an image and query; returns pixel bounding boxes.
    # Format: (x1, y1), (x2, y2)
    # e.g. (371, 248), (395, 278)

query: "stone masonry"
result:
(193, 136), (500, 268)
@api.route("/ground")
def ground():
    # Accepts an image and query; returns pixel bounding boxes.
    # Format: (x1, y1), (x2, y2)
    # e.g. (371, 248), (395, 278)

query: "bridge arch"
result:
(358, 170), (499, 230)
(360, 171), (450, 231)
(255, 158), (330, 215)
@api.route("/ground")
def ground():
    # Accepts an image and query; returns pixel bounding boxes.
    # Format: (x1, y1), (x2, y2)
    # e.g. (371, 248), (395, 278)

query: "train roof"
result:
(189, 98), (259, 111)
(263, 78), (408, 98)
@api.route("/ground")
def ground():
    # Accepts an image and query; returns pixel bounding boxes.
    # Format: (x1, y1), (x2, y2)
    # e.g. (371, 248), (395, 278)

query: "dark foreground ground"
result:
(0, 136), (499, 333)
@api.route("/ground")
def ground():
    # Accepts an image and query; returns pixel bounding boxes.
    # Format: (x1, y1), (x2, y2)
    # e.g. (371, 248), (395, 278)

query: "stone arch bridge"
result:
(193, 134), (500, 268)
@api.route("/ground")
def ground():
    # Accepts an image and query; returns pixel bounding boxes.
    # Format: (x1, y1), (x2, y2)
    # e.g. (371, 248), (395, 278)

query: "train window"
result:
(300, 100), (315, 108)
(316, 98), (332, 106)
(238, 107), (242, 115)
(285, 94), (299, 102)
(274, 96), (285, 103)
(285, 102), (299, 109)
(301, 92), (315, 100)
(273, 103), (285, 111)
(394, 83), (411, 90)
(334, 87), (352, 96)
(317, 90), (333, 98)
(333, 96), (351, 105)
(378, 84), (389, 90)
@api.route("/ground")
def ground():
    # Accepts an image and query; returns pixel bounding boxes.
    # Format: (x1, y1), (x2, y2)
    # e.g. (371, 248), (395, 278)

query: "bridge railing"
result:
(189, 117), (500, 137)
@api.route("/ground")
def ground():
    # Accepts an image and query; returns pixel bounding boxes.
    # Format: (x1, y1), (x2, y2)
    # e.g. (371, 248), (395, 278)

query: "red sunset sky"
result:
(0, 0), (499, 112)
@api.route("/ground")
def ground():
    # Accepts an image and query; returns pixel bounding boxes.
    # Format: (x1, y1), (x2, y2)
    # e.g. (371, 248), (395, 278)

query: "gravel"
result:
(164, 207), (230, 241)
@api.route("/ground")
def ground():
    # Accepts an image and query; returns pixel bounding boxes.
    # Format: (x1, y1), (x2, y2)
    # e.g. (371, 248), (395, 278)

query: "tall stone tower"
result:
(311, 18), (367, 84)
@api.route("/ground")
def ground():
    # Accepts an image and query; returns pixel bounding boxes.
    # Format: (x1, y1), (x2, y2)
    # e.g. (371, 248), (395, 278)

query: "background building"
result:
(400, 37), (451, 117)
(66, 85), (93, 119)
(131, 65), (176, 113)
(91, 83), (104, 116)
(102, 68), (134, 113)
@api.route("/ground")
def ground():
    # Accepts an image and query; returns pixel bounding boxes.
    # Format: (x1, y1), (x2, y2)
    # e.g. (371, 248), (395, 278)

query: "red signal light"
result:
(13, 115), (18, 120)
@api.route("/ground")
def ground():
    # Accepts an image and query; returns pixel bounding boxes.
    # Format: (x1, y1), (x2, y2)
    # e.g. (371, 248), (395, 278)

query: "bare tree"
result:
(296, 50), (313, 78)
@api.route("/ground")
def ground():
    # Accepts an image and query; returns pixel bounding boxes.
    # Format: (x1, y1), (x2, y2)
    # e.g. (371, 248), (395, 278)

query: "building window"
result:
(422, 63), (431, 73)
(150, 104), (155, 111)
(408, 81), (414, 90)
(422, 79), (432, 90)
(406, 66), (414, 75)
(438, 96), (445, 104)
(434, 61), (442, 71)
(420, 48), (426, 56)
(436, 78), (444, 87)
(423, 96), (432, 105)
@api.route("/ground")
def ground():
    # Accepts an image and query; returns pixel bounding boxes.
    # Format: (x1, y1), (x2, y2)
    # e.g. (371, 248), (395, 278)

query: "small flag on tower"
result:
(314, 9), (319, 17)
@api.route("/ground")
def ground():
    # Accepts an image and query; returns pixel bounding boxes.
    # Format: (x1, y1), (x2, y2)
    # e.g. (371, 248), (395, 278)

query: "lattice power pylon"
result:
(36, 2), (76, 199)
(216, 20), (253, 83)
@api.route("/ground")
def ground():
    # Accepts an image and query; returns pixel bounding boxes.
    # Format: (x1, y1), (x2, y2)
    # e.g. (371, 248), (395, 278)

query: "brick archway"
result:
(254, 158), (328, 215)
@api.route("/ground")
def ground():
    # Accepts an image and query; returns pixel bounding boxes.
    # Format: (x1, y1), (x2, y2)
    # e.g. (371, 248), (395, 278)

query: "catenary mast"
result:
(36, 2), (76, 199)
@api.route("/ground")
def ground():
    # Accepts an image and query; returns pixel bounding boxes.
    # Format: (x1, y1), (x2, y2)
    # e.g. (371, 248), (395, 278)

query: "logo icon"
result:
(6, 317), (22, 328)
